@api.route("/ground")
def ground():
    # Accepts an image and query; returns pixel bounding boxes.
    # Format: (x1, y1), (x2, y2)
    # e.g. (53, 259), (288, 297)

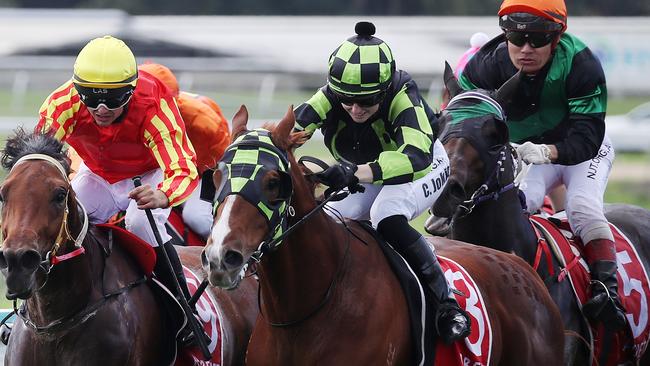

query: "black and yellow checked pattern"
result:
(214, 129), (291, 241)
(327, 35), (395, 96)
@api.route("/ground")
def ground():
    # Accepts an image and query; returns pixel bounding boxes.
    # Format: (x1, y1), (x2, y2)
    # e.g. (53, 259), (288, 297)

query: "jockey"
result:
(458, 0), (625, 328)
(36, 36), (202, 343)
(139, 62), (231, 240)
(294, 21), (471, 343)
(455, 32), (490, 78)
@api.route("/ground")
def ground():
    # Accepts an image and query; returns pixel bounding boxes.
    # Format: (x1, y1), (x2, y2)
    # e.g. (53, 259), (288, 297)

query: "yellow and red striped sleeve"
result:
(36, 80), (81, 140)
(143, 96), (198, 207)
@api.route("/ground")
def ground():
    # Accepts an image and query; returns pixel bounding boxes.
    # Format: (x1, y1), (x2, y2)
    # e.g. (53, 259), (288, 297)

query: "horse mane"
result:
(1, 128), (70, 173)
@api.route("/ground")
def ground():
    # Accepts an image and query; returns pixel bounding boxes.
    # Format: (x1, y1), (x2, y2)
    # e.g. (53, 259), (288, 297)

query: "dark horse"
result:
(431, 66), (650, 365)
(0, 130), (257, 365)
(200, 105), (564, 365)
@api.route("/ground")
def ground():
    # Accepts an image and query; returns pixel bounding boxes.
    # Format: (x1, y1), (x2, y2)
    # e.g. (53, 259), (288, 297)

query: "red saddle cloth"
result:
(175, 267), (224, 366)
(434, 256), (492, 366)
(530, 214), (650, 365)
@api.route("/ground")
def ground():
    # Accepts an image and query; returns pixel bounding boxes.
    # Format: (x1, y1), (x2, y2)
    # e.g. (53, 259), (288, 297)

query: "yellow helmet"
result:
(73, 35), (138, 89)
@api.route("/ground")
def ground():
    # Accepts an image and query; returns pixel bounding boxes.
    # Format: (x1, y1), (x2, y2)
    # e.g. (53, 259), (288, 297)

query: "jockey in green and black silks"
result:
(293, 21), (471, 344)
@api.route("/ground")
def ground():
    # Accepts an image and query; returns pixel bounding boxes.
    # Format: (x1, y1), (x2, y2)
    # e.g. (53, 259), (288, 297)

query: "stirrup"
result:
(583, 281), (626, 330)
(435, 301), (471, 344)
(178, 326), (211, 348)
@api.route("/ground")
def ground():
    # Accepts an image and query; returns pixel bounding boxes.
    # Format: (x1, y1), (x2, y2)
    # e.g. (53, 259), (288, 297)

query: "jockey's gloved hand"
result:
(316, 161), (359, 191)
(516, 142), (551, 165)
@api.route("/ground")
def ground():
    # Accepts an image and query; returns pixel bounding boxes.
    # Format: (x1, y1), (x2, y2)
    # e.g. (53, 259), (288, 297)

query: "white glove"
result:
(517, 142), (551, 164)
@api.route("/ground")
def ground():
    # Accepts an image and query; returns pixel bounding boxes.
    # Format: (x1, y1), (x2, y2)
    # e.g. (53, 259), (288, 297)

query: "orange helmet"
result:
(138, 62), (179, 96)
(498, 0), (567, 32)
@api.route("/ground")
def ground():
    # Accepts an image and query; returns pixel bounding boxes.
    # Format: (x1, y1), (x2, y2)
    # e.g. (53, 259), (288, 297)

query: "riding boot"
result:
(403, 236), (471, 343)
(154, 242), (208, 347)
(582, 239), (626, 330)
(154, 242), (192, 301)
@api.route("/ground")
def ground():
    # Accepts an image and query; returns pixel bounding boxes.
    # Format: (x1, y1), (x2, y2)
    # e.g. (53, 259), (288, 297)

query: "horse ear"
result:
(493, 70), (522, 107)
(231, 105), (249, 140)
(443, 61), (463, 99)
(275, 105), (295, 144)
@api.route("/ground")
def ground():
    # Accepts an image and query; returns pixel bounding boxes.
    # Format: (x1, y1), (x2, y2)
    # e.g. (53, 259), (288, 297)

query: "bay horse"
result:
(431, 66), (650, 365)
(0, 129), (257, 366)
(200, 105), (565, 365)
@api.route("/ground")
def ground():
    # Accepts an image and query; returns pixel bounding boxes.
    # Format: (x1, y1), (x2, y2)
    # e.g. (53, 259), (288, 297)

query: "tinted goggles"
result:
(336, 91), (386, 108)
(74, 85), (134, 110)
(505, 31), (556, 48)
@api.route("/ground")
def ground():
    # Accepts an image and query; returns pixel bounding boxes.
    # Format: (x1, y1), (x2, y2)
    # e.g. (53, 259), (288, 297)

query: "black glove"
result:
(316, 161), (359, 191)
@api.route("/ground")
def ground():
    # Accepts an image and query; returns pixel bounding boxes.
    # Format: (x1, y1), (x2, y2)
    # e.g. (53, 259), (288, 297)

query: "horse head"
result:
(432, 69), (520, 219)
(201, 105), (313, 289)
(0, 130), (86, 300)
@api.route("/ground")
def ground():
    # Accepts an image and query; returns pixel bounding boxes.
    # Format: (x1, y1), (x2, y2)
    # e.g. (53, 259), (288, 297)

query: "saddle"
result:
(529, 213), (650, 365)
(355, 221), (492, 366)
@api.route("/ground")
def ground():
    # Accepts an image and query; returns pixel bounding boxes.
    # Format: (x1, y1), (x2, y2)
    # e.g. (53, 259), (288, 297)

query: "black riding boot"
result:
(154, 241), (192, 301)
(583, 260), (626, 330)
(403, 236), (471, 343)
(154, 242), (206, 347)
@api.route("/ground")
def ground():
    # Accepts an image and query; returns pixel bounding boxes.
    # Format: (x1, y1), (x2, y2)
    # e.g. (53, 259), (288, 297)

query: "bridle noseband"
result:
(8, 154), (89, 274)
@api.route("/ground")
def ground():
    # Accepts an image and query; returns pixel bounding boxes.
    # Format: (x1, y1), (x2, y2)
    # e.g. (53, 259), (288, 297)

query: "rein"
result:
(259, 212), (352, 327)
(452, 145), (517, 219)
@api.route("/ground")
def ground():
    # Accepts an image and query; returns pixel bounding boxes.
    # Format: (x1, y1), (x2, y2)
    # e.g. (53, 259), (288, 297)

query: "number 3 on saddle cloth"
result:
(530, 213), (650, 364)
(436, 257), (493, 366)
(95, 224), (223, 365)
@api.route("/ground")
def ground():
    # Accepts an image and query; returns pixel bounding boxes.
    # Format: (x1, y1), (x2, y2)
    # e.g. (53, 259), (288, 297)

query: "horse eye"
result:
(53, 190), (67, 203)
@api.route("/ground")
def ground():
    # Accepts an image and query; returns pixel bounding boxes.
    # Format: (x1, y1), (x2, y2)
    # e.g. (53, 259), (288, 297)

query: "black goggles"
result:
(74, 85), (134, 110)
(505, 31), (557, 48)
(335, 91), (386, 108)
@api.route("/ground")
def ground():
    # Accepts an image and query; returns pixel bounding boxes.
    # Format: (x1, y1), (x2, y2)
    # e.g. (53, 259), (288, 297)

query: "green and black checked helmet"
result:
(327, 22), (396, 97)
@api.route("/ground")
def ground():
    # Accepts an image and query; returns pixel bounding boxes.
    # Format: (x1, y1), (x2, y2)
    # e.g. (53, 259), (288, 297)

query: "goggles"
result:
(335, 90), (386, 108)
(505, 31), (557, 49)
(74, 85), (134, 110)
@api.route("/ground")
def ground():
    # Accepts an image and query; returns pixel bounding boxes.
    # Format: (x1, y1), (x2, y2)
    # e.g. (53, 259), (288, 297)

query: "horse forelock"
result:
(1, 129), (70, 174)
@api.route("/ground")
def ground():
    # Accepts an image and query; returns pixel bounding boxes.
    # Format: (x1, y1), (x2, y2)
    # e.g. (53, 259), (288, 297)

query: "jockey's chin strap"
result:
(453, 144), (517, 220)
(10, 154), (90, 273)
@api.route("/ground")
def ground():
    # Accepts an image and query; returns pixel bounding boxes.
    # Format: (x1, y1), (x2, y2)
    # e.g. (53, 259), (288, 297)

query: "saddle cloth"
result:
(530, 213), (650, 365)
(373, 227), (492, 366)
(175, 267), (224, 366)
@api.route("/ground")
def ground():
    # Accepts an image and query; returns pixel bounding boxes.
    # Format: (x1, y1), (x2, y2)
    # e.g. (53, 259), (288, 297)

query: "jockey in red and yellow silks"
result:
(37, 72), (198, 206)
(36, 35), (204, 348)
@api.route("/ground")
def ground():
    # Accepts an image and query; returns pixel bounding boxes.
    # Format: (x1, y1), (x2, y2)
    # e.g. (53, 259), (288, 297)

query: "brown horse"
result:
(431, 67), (650, 365)
(0, 130), (257, 366)
(200, 105), (565, 365)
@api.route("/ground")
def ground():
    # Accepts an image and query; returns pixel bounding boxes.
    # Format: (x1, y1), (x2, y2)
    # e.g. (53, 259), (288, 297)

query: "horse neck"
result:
(451, 189), (538, 263)
(256, 206), (348, 325)
(27, 217), (98, 326)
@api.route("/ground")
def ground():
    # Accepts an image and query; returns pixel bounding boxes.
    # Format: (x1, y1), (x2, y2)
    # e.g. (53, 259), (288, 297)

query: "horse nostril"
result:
(201, 250), (209, 269)
(20, 250), (42, 272)
(448, 180), (467, 201)
(223, 250), (244, 269)
(0, 252), (7, 270)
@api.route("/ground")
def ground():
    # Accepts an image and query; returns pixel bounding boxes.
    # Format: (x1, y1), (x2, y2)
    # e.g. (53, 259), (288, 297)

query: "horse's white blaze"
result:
(206, 195), (236, 263)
